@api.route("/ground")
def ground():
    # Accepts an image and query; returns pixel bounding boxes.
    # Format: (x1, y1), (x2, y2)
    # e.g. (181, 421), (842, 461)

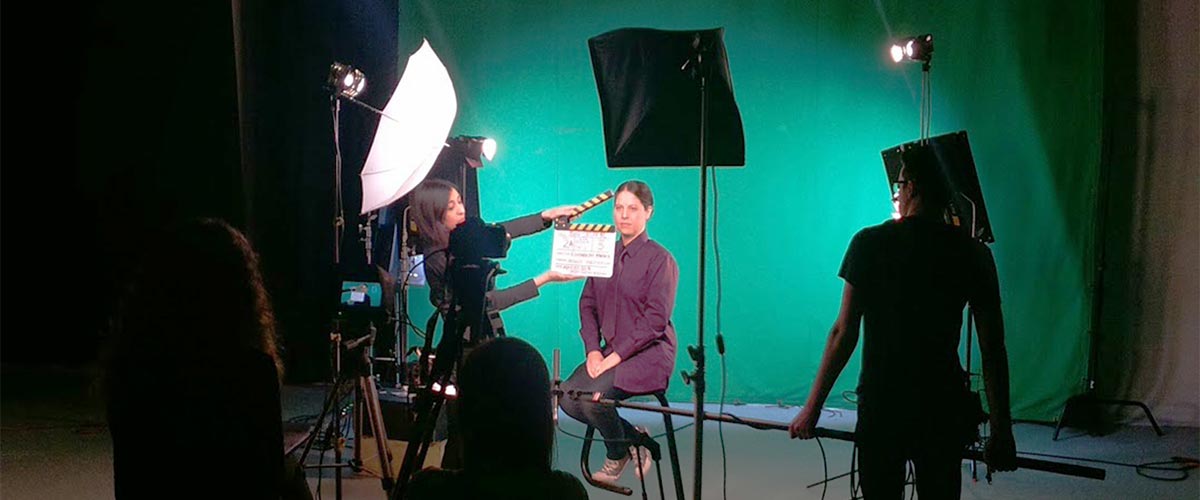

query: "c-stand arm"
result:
(564, 392), (1106, 481)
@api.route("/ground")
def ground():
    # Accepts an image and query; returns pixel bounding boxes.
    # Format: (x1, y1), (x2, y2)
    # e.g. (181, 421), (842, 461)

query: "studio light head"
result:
(890, 34), (934, 64)
(328, 61), (367, 98)
(450, 135), (498, 169)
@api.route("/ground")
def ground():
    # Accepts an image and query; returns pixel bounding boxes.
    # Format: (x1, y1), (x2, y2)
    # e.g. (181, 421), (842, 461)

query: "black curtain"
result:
(2, 1), (399, 383)
(234, 0), (400, 382)
(2, 2), (242, 364)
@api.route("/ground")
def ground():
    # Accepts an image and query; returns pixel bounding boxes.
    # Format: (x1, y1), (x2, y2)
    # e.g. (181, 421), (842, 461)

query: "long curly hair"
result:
(105, 218), (282, 390)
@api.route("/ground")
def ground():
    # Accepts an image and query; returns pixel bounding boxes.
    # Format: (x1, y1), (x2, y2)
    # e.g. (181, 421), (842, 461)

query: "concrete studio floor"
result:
(2, 366), (1196, 499)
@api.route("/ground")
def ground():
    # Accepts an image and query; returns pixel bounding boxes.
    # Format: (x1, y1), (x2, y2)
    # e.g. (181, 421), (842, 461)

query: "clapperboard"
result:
(551, 190), (617, 278)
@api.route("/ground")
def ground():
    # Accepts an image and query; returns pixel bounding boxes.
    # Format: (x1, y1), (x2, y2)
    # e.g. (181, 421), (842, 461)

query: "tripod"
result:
(298, 318), (395, 498)
(391, 248), (501, 498)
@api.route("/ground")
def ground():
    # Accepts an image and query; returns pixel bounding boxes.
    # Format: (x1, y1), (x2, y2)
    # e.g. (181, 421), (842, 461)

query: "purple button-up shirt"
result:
(579, 231), (679, 394)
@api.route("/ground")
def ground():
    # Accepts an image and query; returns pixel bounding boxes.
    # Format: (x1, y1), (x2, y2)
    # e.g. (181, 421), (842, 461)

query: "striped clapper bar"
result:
(556, 190), (615, 229)
(551, 223), (617, 278)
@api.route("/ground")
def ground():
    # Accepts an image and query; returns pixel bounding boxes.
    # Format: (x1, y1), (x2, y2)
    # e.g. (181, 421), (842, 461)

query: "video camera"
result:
(444, 216), (511, 342)
(334, 273), (388, 378)
(448, 216), (510, 263)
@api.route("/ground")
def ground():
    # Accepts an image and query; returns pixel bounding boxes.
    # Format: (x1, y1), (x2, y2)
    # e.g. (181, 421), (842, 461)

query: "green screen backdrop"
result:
(396, 0), (1102, 421)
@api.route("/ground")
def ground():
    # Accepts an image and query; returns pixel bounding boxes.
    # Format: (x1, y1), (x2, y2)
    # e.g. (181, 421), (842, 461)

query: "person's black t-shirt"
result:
(838, 215), (1000, 441)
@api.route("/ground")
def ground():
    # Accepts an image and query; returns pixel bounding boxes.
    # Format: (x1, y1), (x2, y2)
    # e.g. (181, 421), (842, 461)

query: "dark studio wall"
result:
(2, 2), (243, 364)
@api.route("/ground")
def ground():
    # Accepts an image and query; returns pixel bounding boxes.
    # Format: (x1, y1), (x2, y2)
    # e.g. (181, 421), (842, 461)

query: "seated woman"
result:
(104, 218), (306, 499)
(559, 180), (680, 484)
(408, 337), (587, 500)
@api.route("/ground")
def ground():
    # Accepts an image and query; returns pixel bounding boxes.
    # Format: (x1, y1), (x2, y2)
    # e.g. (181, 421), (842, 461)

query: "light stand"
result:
(311, 62), (408, 498)
(332, 96), (345, 264)
(327, 59), (416, 389)
(392, 207), (414, 389)
(359, 212), (378, 266)
(588, 28), (746, 500)
(681, 38), (712, 499)
(327, 60), (378, 264)
(1050, 18), (1165, 436)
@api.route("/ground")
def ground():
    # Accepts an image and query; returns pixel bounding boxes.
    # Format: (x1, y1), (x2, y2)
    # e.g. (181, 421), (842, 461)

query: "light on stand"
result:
(450, 135), (499, 168)
(889, 34), (933, 64)
(328, 62), (367, 98)
(481, 138), (497, 161)
(887, 34), (935, 141)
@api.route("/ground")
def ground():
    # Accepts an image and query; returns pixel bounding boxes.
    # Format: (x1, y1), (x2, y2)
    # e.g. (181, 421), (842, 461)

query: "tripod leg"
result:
(354, 383), (365, 466)
(360, 376), (395, 488)
(656, 395), (685, 500)
(1107, 399), (1166, 436)
(1054, 396), (1079, 441)
(633, 438), (649, 500)
(299, 373), (352, 465)
(655, 456), (665, 500)
(1133, 401), (1166, 436)
(393, 394), (447, 498)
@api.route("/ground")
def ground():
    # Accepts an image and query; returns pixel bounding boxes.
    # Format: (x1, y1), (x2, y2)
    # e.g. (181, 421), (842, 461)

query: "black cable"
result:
(850, 443), (859, 499)
(841, 390), (858, 405)
(332, 97), (345, 263)
(719, 355), (728, 500)
(404, 320), (426, 338)
(815, 436), (828, 500)
(390, 250), (443, 343)
(1135, 458), (1198, 481)
(712, 164), (729, 500)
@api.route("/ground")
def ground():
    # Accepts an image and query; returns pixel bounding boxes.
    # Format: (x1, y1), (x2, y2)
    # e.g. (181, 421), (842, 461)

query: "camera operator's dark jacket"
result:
(424, 213), (549, 322)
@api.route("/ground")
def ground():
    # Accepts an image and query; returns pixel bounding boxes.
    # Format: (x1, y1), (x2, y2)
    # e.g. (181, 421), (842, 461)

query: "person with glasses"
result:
(788, 160), (1017, 498)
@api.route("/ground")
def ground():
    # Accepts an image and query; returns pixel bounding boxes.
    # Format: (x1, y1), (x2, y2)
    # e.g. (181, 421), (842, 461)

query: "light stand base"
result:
(1054, 392), (1165, 440)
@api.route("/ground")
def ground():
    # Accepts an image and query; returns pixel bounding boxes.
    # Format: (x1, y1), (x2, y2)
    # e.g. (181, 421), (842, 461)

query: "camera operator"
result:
(408, 179), (580, 468)
(409, 179), (580, 317)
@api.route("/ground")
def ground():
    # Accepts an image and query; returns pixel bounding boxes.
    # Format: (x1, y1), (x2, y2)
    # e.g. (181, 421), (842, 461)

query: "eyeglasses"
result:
(891, 179), (911, 193)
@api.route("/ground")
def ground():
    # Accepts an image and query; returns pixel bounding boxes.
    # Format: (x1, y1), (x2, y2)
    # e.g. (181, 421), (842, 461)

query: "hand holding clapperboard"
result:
(551, 190), (618, 278)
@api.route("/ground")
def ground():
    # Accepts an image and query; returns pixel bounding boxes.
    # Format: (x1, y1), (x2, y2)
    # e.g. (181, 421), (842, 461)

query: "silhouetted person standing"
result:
(789, 161), (1017, 499)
